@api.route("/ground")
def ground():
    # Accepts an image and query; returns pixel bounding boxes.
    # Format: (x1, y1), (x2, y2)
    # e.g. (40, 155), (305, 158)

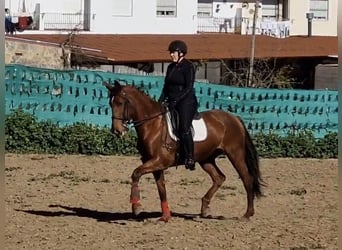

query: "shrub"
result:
(5, 109), (138, 155)
(5, 109), (337, 158)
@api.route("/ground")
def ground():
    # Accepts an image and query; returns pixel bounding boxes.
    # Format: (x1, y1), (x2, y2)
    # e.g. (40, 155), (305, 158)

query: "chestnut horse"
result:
(105, 80), (264, 222)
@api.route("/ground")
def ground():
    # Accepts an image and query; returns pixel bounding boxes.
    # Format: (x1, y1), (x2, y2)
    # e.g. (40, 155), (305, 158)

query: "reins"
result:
(111, 94), (167, 127)
(131, 110), (168, 127)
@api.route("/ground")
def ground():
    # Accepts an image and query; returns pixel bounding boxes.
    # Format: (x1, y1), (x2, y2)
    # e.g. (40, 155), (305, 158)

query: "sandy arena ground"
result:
(5, 154), (338, 250)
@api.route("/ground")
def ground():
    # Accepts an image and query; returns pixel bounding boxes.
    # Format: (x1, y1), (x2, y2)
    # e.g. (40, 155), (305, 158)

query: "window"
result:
(309, 0), (328, 20)
(157, 0), (177, 17)
(262, 4), (277, 19)
(198, 3), (213, 17)
(113, 0), (133, 17)
(262, 0), (278, 20)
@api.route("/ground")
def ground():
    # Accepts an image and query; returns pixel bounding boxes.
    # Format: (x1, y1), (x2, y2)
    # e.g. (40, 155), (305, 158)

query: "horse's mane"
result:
(124, 84), (156, 103)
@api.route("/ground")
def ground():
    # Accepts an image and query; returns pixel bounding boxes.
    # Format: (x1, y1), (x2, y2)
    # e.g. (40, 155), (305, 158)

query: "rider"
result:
(158, 40), (198, 171)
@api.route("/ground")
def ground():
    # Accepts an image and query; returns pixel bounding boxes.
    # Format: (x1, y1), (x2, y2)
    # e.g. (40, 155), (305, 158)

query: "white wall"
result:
(5, 0), (337, 36)
(5, 0), (83, 15)
(288, 0), (337, 36)
(90, 0), (197, 34)
(6, 0), (197, 34)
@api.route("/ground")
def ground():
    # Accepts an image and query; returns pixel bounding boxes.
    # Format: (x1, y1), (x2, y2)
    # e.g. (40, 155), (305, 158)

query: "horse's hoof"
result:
(240, 215), (250, 222)
(158, 215), (171, 222)
(241, 211), (253, 221)
(200, 214), (213, 219)
(132, 203), (143, 216)
(201, 207), (212, 218)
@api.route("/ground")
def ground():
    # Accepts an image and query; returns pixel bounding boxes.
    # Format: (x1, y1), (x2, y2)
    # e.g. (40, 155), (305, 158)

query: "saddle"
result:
(164, 107), (207, 142)
(168, 109), (201, 138)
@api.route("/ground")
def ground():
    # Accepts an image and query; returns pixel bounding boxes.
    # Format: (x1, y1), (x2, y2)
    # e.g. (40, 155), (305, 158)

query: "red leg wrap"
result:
(130, 197), (141, 204)
(161, 201), (171, 217)
(130, 185), (141, 204)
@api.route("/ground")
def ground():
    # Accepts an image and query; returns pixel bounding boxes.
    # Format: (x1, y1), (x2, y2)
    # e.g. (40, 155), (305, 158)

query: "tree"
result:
(220, 58), (299, 89)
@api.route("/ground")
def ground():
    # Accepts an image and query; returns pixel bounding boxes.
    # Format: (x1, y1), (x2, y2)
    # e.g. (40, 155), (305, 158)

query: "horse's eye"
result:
(111, 97), (122, 106)
(110, 96), (115, 105)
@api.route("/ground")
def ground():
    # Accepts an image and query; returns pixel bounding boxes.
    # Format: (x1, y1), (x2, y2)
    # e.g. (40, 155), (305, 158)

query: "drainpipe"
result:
(306, 13), (314, 37)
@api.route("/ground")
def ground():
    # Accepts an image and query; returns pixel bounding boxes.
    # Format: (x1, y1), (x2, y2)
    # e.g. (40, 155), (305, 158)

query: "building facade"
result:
(5, 0), (338, 36)
(5, 0), (338, 88)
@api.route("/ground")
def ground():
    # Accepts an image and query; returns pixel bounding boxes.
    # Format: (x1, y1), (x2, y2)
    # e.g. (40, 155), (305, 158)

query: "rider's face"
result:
(169, 50), (183, 62)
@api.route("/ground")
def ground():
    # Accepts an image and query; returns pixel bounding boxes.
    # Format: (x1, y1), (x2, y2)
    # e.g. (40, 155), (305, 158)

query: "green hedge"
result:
(5, 110), (138, 155)
(5, 110), (337, 158)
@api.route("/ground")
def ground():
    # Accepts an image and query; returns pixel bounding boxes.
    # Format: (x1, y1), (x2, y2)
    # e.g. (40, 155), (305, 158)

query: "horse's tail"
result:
(238, 117), (265, 198)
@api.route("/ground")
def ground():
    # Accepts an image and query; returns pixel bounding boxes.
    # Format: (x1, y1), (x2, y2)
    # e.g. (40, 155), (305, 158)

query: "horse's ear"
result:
(114, 80), (121, 88)
(104, 80), (122, 93)
(103, 82), (113, 91)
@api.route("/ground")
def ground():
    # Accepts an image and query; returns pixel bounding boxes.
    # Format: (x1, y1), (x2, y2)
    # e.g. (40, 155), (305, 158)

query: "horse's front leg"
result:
(130, 159), (168, 218)
(153, 170), (171, 222)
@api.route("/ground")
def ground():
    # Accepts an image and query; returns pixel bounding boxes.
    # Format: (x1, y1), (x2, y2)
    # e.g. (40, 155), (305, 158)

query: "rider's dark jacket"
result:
(159, 58), (198, 135)
(159, 59), (197, 107)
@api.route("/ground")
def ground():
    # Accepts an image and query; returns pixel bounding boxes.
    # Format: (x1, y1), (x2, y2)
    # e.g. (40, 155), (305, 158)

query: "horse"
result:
(105, 80), (264, 222)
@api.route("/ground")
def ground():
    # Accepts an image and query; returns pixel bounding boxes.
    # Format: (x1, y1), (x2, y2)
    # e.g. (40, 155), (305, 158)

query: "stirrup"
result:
(185, 159), (195, 171)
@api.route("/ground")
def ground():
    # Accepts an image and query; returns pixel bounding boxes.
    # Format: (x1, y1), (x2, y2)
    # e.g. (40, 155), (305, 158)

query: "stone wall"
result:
(5, 38), (70, 69)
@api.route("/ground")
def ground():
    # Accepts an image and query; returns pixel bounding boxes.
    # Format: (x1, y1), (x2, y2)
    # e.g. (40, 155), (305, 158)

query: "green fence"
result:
(5, 64), (338, 138)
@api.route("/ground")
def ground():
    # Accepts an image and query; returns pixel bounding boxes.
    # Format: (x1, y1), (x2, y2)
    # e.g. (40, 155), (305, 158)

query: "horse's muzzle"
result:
(111, 128), (119, 135)
(111, 127), (127, 137)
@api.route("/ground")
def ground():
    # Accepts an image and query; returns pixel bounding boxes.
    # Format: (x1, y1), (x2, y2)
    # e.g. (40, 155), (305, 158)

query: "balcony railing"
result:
(41, 13), (90, 31)
(198, 17), (291, 38)
(23, 12), (290, 38)
(198, 17), (239, 33)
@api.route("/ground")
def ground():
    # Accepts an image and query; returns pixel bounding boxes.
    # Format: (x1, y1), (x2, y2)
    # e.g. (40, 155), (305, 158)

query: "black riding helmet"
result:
(168, 40), (187, 55)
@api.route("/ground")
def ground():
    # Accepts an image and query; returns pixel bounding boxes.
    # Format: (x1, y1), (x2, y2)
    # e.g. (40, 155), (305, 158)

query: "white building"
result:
(5, 0), (198, 34)
(5, 0), (338, 87)
(5, 0), (338, 36)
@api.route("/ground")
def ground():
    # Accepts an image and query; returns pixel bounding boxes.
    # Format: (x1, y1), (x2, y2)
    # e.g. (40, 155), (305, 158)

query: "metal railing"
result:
(42, 13), (90, 31)
(37, 13), (290, 37)
(197, 16), (291, 38)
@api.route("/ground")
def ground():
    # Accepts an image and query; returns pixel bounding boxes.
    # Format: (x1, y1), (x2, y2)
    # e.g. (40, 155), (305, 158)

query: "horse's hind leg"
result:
(227, 150), (255, 219)
(153, 170), (171, 222)
(199, 157), (226, 218)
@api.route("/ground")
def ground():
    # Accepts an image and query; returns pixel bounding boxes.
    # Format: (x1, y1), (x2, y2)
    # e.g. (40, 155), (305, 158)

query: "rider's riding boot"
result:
(182, 131), (195, 171)
(185, 158), (195, 171)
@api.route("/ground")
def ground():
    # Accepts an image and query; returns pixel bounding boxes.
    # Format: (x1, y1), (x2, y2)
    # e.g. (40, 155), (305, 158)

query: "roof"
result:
(6, 34), (338, 64)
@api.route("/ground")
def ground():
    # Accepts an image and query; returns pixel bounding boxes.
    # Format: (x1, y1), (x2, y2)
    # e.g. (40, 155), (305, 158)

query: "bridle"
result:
(110, 93), (167, 127)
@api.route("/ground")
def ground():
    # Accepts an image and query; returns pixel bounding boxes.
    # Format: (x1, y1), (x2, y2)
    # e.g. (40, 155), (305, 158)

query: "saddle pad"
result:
(166, 112), (207, 142)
